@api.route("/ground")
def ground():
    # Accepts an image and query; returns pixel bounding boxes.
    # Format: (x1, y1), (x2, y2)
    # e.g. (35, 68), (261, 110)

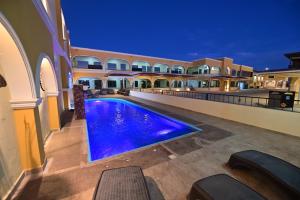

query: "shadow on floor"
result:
(145, 176), (165, 200)
(16, 175), (77, 200)
(60, 110), (74, 128)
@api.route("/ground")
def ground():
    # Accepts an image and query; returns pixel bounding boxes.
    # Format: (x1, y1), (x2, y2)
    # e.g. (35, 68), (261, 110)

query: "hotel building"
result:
(72, 47), (253, 93)
(253, 52), (300, 99)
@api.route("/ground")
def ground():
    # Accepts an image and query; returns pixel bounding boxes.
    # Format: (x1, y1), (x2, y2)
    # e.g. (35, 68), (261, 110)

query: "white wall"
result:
(130, 91), (300, 137)
(0, 68), (22, 199)
(38, 88), (50, 141)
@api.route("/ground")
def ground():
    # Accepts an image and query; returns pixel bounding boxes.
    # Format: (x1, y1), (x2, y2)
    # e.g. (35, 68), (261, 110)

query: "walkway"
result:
(16, 96), (300, 200)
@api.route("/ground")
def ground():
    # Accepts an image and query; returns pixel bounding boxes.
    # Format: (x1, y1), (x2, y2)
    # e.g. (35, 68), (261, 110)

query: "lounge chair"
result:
(188, 174), (266, 200)
(188, 174), (265, 200)
(93, 166), (151, 200)
(228, 150), (300, 198)
(117, 89), (130, 96)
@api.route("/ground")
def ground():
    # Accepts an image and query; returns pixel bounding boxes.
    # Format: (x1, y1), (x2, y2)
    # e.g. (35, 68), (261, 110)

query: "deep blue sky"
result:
(61, 0), (300, 70)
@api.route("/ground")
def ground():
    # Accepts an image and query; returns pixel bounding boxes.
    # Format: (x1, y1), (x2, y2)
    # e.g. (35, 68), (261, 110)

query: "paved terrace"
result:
(16, 95), (300, 200)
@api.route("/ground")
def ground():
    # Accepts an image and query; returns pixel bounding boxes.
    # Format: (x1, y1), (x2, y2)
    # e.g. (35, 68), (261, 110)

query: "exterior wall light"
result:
(0, 74), (7, 88)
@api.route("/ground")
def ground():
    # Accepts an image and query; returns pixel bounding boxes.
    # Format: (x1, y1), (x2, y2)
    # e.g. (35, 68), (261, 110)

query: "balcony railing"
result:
(134, 89), (300, 113)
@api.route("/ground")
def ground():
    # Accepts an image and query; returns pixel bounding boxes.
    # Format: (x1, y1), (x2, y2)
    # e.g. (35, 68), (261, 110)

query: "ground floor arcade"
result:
(73, 71), (252, 93)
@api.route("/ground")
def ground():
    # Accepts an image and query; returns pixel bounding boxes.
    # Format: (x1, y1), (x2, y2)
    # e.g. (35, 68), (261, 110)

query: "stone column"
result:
(11, 99), (45, 171)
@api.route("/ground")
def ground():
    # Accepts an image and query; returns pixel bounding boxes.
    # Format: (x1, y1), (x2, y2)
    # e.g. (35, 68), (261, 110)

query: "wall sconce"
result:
(0, 74), (7, 88)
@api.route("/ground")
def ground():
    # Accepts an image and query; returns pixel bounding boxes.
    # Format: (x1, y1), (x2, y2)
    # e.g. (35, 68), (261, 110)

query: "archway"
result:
(172, 80), (183, 88)
(133, 79), (152, 88)
(198, 65), (210, 74)
(0, 13), (42, 193)
(153, 63), (169, 73)
(36, 55), (60, 139)
(154, 79), (169, 88)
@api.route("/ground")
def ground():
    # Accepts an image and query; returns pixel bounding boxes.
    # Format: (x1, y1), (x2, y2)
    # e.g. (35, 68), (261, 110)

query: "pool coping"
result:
(84, 97), (202, 164)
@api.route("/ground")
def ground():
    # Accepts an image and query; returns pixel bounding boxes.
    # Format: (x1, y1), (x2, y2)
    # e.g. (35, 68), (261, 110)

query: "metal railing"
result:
(133, 89), (300, 113)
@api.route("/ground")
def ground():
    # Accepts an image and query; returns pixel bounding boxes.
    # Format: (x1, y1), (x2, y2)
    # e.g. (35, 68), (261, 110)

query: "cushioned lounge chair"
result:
(93, 166), (151, 200)
(228, 150), (300, 198)
(188, 174), (266, 200)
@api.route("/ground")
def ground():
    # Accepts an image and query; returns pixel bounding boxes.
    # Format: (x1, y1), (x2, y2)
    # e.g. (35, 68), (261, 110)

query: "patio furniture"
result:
(107, 88), (115, 94)
(188, 174), (266, 200)
(228, 150), (300, 198)
(93, 166), (151, 200)
(117, 89), (130, 96)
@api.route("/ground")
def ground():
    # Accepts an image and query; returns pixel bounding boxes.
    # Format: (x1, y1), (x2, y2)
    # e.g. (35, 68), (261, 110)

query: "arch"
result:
(107, 58), (130, 71)
(154, 79), (169, 88)
(153, 63), (169, 73)
(0, 13), (36, 102)
(198, 65), (210, 74)
(72, 55), (102, 69)
(133, 78), (152, 88)
(35, 53), (58, 98)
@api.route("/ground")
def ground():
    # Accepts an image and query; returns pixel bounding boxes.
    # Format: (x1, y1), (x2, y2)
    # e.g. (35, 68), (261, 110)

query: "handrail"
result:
(132, 89), (300, 113)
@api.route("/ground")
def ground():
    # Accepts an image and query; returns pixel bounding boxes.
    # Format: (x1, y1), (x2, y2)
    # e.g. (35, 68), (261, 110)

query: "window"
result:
(211, 67), (220, 74)
(120, 64), (127, 71)
(78, 80), (90, 86)
(241, 70), (253, 77)
(210, 80), (220, 87)
(147, 66), (152, 72)
(230, 81), (236, 87)
(231, 69), (237, 76)
(107, 63), (117, 70)
(171, 68), (183, 74)
(200, 80), (209, 88)
(94, 80), (102, 89)
(134, 81), (138, 87)
(132, 65), (142, 72)
(108, 80), (117, 88)
(154, 67), (160, 72)
(173, 81), (182, 88)
(142, 66), (147, 72)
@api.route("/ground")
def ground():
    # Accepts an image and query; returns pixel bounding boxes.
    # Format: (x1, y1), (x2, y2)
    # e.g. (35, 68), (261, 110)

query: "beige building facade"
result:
(71, 47), (253, 95)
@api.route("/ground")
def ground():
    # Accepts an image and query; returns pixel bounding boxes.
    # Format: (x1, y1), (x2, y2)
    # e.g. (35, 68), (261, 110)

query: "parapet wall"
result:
(130, 91), (300, 137)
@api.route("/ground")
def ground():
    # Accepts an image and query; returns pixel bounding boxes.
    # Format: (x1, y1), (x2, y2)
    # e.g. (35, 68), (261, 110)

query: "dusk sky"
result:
(61, 0), (300, 71)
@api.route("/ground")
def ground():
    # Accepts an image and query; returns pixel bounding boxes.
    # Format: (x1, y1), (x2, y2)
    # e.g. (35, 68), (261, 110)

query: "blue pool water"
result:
(85, 98), (200, 161)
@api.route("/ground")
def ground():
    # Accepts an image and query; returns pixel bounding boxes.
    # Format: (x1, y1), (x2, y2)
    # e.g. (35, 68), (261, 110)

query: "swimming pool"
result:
(85, 98), (200, 161)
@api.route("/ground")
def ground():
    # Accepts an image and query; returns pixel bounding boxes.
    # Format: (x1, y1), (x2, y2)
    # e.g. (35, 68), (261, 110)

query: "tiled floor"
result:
(16, 96), (300, 200)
